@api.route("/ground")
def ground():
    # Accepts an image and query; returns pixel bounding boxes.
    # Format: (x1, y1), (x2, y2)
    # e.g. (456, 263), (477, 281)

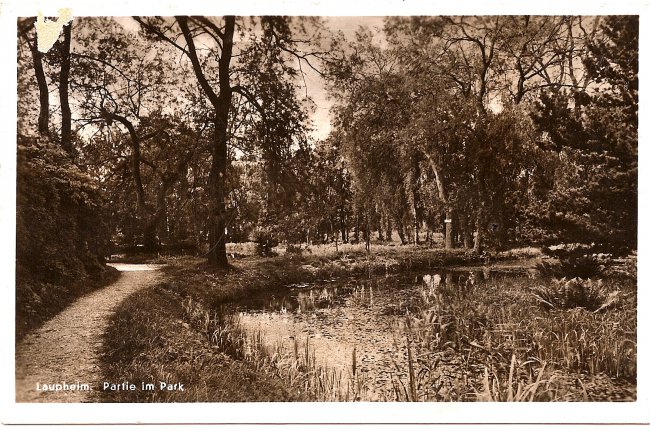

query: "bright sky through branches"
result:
(113, 16), (386, 142)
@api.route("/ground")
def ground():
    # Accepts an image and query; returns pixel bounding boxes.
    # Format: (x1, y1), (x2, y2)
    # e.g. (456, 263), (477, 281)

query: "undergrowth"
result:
(389, 273), (636, 401)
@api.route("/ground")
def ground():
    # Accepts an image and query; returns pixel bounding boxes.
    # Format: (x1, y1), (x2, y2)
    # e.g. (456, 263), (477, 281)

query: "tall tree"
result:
(531, 16), (638, 252)
(59, 21), (73, 153)
(69, 18), (202, 252)
(135, 16), (318, 266)
(18, 19), (50, 138)
(328, 17), (594, 251)
(18, 16), (74, 153)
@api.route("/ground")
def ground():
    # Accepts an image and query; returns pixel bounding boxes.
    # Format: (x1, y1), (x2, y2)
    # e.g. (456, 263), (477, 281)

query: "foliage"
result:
(529, 278), (620, 312)
(17, 135), (110, 279)
(530, 16), (638, 253)
(253, 228), (279, 257)
(321, 16), (637, 253)
(475, 357), (551, 402)
(16, 16), (639, 265)
(16, 135), (114, 338)
(537, 247), (607, 279)
(404, 272), (636, 398)
(557, 255), (605, 279)
(326, 17), (586, 251)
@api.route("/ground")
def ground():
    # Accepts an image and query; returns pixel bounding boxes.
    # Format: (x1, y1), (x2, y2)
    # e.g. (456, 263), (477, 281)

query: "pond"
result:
(224, 267), (536, 401)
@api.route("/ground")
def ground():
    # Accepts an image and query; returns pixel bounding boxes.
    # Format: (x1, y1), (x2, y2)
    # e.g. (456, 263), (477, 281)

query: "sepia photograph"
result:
(2, 0), (647, 426)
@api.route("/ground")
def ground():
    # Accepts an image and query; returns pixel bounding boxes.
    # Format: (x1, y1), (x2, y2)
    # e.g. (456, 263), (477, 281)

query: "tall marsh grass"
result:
(386, 272), (635, 401)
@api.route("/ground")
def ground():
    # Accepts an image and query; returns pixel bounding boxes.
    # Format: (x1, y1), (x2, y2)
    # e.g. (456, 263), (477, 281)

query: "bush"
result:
(559, 255), (605, 278)
(529, 278), (621, 312)
(537, 249), (605, 279)
(253, 228), (279, 257)
(16, 135), (113, 338)
(285, 243), (307, 255)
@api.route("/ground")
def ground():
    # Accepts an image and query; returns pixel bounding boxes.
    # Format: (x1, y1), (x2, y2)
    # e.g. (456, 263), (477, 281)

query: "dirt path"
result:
(15, 264), (163, 403)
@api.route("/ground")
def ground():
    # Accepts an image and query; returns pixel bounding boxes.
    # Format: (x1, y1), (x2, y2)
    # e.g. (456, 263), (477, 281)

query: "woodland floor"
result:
(15, 264), (162, 402)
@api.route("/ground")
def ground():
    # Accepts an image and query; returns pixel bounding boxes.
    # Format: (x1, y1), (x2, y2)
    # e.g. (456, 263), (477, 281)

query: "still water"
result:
(225, 268), (529, 400)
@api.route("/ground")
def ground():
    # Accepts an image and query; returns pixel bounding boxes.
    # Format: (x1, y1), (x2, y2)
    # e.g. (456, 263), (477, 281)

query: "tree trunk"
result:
(427, 154), (455, 250)
(453, 212), (460, 245)
(473, 209), (485, 253)
(207, 117), (229, 267)
(143, 221), (159, 252)
(334, 225), (339, 252)
(106, 113), (147, 210)
(411, 179), (420, 244)
(177, 16), (235, 267)
(364, 215), (370, 252)
(23, 24), (49, 138)
(414, 215), (420, 245)
(59, 22), (72, 153)
(460, 214), (473, 249)
(473, 167), (486, 253)
(354, 215), (360, 243)
(142, 176), (175, 252)
(396, 219), (407, 245)
(339, 207), (347, 243)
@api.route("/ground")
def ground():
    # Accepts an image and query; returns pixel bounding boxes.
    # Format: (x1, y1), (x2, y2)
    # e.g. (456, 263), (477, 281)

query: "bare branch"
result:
(133, 17), (190, 56)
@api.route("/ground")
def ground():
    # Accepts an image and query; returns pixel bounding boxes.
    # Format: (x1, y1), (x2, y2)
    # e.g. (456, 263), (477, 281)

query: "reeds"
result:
(385, 273), (636, 401)
(206, 311), (371, 401)
(475, 355), (555, 402)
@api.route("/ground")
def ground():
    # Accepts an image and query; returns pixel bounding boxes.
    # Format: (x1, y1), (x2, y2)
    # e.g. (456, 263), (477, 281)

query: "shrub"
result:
(529, 278), (620, 312)
(285, 243), (304, 255)
(253, 229), (279, 257)
(559, 255), (605, 278)
(536, 254), (605, 279)
(16, 135), (113, 338)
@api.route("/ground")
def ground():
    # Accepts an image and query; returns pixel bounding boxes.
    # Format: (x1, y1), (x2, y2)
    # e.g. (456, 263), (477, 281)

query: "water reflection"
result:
(233, 268), (514, 315)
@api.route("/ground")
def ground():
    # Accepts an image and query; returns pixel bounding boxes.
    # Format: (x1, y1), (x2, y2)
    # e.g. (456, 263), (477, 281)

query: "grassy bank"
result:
(100, 283), (304, 402)
(16, 265), (120, 341)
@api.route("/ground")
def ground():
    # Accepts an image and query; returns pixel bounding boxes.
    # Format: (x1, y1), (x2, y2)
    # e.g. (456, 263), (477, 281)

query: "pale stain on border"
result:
(35, 8), (73, 53)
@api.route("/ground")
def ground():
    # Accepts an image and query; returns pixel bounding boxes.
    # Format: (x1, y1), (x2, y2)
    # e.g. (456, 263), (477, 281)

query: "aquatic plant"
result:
(529, 278), (620, 312)
(474, 355), (556, 402)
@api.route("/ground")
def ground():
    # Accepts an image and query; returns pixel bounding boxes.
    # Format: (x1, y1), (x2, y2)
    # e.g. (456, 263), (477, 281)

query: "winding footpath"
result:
(15, 263), (163, 403)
